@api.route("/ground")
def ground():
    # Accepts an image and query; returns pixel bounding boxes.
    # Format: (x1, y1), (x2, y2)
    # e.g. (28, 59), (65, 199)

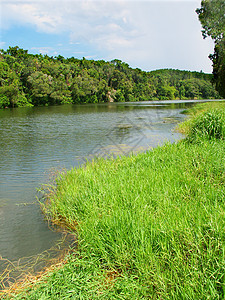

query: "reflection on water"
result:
(0, 99), (212, 275)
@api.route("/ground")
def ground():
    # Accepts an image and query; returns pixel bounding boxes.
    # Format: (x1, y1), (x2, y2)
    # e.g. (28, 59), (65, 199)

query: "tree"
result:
(196, 0), (225, 42)
(50, 76), (72, 104)
(0, 59), (30, 107)
(6, 46), (28, 59)
(210, 39), (225, 97)
(157, 85), (177, 100)
(27, 71), (52, 105)
(196, 0), (225, 97)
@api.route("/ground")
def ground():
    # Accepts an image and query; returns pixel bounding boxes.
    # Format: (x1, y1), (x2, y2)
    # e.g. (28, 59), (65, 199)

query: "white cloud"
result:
(1, 2), (63, 32)
(31, 46), (53, 54)
(1, 0), (213, 72)
(0, 42), (6, 48)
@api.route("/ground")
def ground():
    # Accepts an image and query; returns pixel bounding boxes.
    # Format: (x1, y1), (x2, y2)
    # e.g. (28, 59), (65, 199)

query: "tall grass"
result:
(8, 102), (225, 299)
(178, 101), (225, 141)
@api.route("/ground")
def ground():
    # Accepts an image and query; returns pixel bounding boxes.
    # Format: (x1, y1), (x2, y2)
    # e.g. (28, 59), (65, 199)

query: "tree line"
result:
(0, 46), (220, 109)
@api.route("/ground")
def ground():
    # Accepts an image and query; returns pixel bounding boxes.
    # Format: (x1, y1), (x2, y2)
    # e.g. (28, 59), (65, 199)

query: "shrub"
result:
(0, 95), (10, 108)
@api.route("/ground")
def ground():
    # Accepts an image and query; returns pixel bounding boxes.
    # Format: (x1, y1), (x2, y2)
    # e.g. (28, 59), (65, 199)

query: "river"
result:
(0, 100), (210, 279)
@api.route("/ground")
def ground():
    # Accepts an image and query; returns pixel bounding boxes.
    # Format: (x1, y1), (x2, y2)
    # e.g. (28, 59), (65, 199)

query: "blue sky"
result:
(0, 0), (214, 73)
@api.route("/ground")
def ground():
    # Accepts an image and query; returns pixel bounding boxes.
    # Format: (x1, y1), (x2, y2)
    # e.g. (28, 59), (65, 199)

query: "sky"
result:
(0, 0), (215, 73)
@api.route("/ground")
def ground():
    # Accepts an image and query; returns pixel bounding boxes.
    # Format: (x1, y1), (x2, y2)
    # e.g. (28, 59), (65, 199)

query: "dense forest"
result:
(0, 46), (220, 109)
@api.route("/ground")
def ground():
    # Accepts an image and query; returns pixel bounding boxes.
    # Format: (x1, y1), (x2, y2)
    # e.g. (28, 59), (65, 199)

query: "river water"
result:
(0, 100), (209, 274)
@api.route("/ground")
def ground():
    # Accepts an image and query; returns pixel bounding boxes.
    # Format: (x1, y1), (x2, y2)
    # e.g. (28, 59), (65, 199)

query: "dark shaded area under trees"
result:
(0, 46), (220, 109)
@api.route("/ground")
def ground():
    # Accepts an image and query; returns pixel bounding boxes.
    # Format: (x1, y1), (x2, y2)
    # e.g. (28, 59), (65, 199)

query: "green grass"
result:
(178, 101), (225, 140)
(7, 102), (225, 299)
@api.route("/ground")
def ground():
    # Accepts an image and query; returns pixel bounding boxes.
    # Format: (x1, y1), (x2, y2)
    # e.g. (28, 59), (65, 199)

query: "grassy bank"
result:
(6, 102), (225, 299)
(178, 101), (225, 140)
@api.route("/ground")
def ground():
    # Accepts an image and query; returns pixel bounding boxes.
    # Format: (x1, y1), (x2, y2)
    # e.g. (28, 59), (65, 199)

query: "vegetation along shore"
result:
(2, 101), (224, 299)
(0, 46), (221, 109)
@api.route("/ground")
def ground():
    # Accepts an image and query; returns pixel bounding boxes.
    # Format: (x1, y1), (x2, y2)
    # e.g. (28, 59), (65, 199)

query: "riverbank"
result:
(4, 102), (225, 299)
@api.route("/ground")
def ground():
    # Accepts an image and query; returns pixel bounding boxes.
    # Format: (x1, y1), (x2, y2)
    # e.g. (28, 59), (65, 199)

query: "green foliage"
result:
(27, 71), (52, 105)
(17, 94), (33, 107)
(196, 0), (225, 42)
(196, 0), (225, 98)
(0, 94), (10, 108)
(157, 85), (177, 100)
(0, 47), (221, 108)
(114, 89), (125, 102)
(211, 39), (225, 98)
(0, 84), (19, 107)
